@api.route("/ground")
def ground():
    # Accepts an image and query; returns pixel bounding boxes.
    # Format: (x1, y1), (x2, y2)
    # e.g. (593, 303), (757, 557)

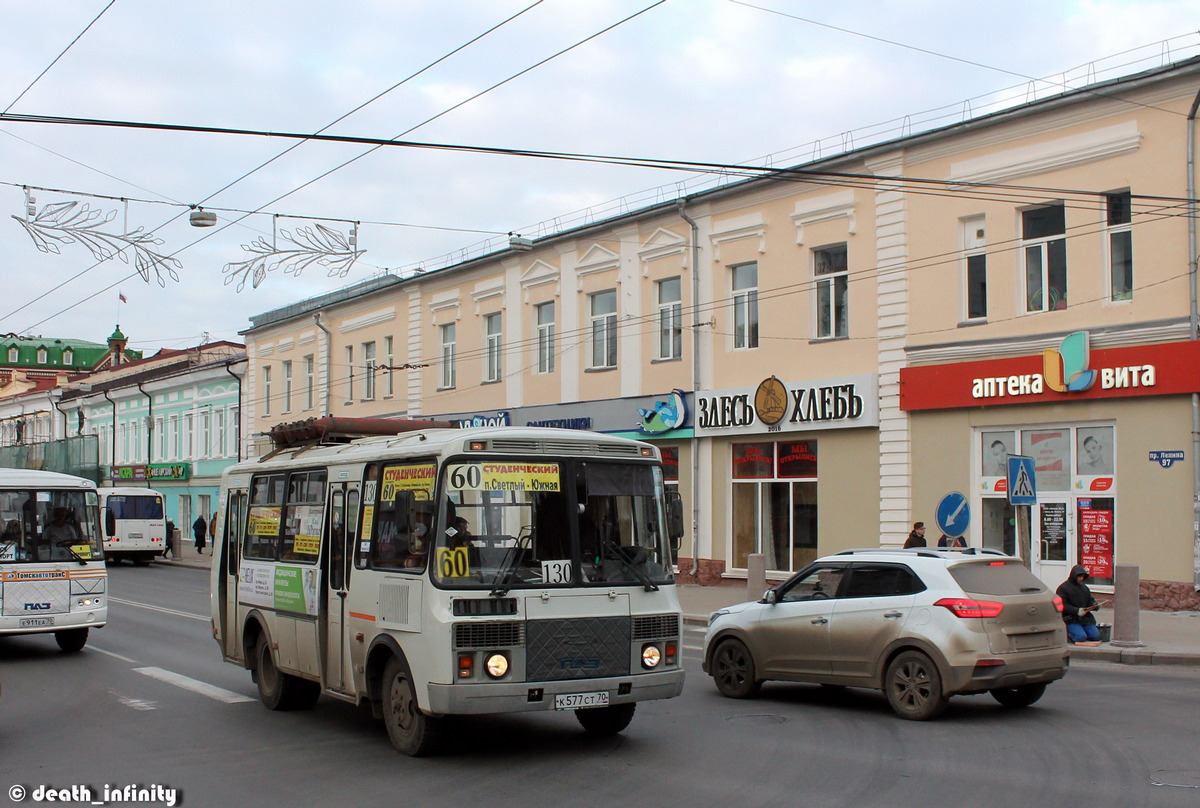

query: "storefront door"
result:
(1031, 497), (1071, 588)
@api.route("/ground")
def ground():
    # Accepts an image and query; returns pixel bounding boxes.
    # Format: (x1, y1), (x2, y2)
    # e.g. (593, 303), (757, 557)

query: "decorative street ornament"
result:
(223, 222), (365, 291)
(12, 198), (181, 285)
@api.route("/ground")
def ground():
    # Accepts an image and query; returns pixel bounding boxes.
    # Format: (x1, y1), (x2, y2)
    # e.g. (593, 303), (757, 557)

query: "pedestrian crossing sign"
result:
(1007, 456), (1037, 505)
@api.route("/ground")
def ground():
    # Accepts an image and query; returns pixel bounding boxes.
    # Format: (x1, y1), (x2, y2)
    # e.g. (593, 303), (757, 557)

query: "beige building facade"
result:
(242, 57), (1200, 608)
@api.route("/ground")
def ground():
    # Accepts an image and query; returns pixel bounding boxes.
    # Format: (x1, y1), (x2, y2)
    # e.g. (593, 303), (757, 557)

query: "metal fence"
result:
(0, 435), (101, 483)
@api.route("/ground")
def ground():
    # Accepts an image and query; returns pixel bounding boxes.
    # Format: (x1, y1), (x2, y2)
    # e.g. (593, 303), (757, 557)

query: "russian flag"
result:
(119, 292), (127, 303)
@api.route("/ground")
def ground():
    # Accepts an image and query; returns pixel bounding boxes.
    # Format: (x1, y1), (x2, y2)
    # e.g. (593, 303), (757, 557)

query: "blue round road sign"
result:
(936, 491), (970, 538)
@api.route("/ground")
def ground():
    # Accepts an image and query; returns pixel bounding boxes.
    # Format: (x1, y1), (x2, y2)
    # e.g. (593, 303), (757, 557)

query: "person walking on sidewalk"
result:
(163, 518), (175, 558)
(903, 522), (926, 548)
(1057, 564), (1101, 643)
(193, 514), (207, 555)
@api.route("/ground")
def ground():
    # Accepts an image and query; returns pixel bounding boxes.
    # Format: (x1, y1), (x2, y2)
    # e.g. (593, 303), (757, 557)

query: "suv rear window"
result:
(949, 560), (1048, 596)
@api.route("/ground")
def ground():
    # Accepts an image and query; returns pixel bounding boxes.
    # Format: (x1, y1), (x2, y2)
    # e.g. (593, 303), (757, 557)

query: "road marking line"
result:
(90, 646), (141, 664)
(133, 666), (255, 704)
(109, 596), (209, 622)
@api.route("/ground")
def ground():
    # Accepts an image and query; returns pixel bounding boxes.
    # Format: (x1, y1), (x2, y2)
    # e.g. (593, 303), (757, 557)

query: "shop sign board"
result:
(694, 374), (878, 438)
(899, 338), (1200, 411)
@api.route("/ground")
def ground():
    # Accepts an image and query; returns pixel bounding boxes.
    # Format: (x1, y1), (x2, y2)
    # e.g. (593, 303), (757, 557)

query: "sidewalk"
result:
(159, 546), (1200, 667)
(677, 583), (1200, 668)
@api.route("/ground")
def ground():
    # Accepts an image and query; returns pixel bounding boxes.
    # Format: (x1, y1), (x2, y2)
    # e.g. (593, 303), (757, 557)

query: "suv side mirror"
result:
(763, 589), (777, 605)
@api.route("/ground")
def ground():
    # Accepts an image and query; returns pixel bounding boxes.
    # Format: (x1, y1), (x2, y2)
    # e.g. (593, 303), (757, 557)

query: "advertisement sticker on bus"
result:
(380, 463), (436, 501)
(238, 562), (319, 616)
(445, 462), (560, 492)
(292, 505), (323, 556)
(248, 507), (281, 537)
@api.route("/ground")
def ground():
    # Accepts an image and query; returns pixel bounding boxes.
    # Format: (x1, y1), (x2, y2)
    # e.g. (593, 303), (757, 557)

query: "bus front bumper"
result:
(426, 669), (685, 716)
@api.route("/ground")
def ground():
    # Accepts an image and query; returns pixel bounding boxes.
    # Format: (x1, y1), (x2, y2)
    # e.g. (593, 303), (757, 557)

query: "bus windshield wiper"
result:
(603, 540), (658, 592)
(56, 542), (89, 566)
(489, 537), (527, 597)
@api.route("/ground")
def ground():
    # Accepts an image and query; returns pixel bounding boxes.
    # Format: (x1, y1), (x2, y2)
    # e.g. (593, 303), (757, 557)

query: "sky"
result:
(1, 0), (1199, 354)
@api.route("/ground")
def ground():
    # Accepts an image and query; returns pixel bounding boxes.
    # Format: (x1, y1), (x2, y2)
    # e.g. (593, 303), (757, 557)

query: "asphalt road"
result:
(2, 565), (1198, 808)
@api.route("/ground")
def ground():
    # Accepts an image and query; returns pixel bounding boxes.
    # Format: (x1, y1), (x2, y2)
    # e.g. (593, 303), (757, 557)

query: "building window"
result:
(814, 245), (848, 338)
(1107, 191), (1133, 301)
(363, 341), (376, 400)
(535, 302), (555, 374)
(228, 405), (240, 458)
(6, 347), (16, 363)
(304, 355), (314, 410)
(384, 336), (395, 397)
(731, 263), (758, 349)
(962, 216), (987, 320)
(657, 277), (682, 360)
(1023, 203), (1067, 312)
(63, 349), (73, 365)
(36, 348), (47, 364)
(440, 324), (457, 389)
(484, 313), (502, 383)
(731, 440), (819, 573)
(262, 366), (272, 417)
(282, 360), (293, 412)
(590, 290), (617, 369)
(344, 346), (354, 401)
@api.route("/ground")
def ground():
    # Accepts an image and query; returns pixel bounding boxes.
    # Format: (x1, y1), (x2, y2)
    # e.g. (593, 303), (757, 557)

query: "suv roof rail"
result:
(960, 547), (1011, 556)
(834, 548), (944, 558)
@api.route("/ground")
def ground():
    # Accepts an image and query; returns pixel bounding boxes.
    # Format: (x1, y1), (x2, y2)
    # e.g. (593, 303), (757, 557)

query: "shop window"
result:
(732, 441), (819, 573)
(981, 430), (1014, 477)
(1078, 498), (1115, 588)
(1021, 428), (1071, 492)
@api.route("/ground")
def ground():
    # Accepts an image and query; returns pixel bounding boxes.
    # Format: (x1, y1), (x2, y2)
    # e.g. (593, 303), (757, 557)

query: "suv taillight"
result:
(1052, 595), (1064, 613)
(935, 598), (1004, 618)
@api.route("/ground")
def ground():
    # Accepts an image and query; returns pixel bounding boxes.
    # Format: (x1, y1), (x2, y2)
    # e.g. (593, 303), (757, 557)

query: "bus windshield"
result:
(0, 488), (103, 563)
(431, 458), (673, 590)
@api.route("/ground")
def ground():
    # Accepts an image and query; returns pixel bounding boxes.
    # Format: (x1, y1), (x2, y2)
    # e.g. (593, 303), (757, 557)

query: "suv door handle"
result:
(883, 611), (903, 619)
(811, 617), (828, 625)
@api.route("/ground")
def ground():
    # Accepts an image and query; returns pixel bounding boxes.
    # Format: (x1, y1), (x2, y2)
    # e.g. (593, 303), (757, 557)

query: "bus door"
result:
(323, 481), (359, 693)
(219, 488), (248, 662)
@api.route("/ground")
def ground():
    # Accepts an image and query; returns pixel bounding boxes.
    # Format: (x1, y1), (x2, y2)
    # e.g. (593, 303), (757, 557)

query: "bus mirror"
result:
(105, 508), (116, 536)
(666, 492), (684, 544)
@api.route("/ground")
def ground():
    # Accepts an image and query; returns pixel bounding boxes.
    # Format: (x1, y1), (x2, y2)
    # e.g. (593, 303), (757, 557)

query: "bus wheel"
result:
(575, 703), (636, 736)
(254, 635), (319, 711)
(54, 628), (89, 652)
(382, 655), (442, 756)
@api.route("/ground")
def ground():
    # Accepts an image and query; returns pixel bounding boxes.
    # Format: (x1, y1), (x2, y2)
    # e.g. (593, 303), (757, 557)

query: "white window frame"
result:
(344, 346), (354, 401)
(813, 245), (848, 339)
(962, 216), (987, 321)
(657, 277), (682, 361)
(304, 355), (314, 410)
(589, 291), (618, 369)
(484, 313), (502, 383)
(731, 263), (759, 349)
(363, 341), (377, 400)
(262, 366), (272, 417)
(1022, 203), (1068, 313)
(1106, 191), (1133, 302)
(384, 336), (395, 397)
(7, 347), (17, 362)
(282, 360), (293, 412)
(36, 348), (47, 364)
(440, 324), (457, 389)
(535, 302), (555, 374)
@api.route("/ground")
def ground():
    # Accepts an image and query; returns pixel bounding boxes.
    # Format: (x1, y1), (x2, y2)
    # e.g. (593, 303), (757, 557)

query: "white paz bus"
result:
(99, 487), (166, 564)
(212, 418), (685, 755)
(0, 468), (108, 651)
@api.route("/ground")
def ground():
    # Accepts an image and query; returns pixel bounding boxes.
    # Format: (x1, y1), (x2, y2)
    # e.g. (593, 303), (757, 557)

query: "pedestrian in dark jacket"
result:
(903, 522), (926, 548)
(163, 519), (175, 558)
(193, 514), (207, 555)
(1057, 564), (1101, 643)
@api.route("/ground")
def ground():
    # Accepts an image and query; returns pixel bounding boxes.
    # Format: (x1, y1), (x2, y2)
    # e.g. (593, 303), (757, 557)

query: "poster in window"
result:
(732, 443), (774, 479)
(1076, 426), (1114, 477)
(778, 441), (818, 478)
(659, 446), (679, 481)
(1022, 428), (1070, 491)
(981, 430), (1014, 478)
(1079, 505), (1114, 580)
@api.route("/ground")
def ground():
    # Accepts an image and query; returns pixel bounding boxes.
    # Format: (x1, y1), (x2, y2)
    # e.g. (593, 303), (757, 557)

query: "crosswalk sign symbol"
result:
(1007, 456), (1037, 505)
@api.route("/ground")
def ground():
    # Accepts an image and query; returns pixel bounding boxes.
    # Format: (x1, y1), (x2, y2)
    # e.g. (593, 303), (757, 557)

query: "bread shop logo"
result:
(971, 331), (1155, 400)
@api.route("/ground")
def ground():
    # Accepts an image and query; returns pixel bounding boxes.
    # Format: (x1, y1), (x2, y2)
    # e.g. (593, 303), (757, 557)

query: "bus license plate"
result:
(554, 691), (609, 710)
(19, 617), (54, 628)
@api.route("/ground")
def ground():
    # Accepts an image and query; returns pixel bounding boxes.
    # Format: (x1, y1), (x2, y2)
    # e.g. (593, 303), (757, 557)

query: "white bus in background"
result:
(0, 468), (108, 651)
(212, 417), (685, 756)
(100, 487), (166, 565)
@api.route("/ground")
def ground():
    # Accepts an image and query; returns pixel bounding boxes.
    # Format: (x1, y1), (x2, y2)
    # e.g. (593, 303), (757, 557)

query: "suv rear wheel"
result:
(990, 682), (1047, 708)
(884, 650), (947, 720)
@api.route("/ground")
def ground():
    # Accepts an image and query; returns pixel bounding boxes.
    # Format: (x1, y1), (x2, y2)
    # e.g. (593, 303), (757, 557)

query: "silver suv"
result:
(702, 549), (1069, 720)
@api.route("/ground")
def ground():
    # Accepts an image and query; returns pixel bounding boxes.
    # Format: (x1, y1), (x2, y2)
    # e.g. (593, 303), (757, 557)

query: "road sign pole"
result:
(1016, 504), (1031, 569)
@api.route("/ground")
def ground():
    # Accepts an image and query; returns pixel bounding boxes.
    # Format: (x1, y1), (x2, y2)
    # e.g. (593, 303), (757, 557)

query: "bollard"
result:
(1110, 563), (1144, 647)
(171, 528), (182, 561)
(747, 553), (767, 602)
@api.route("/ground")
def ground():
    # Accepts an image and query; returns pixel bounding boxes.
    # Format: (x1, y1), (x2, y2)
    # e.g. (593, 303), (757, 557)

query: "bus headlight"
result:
(485, 653), (509, 678)
(641, 644), (662, 669)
